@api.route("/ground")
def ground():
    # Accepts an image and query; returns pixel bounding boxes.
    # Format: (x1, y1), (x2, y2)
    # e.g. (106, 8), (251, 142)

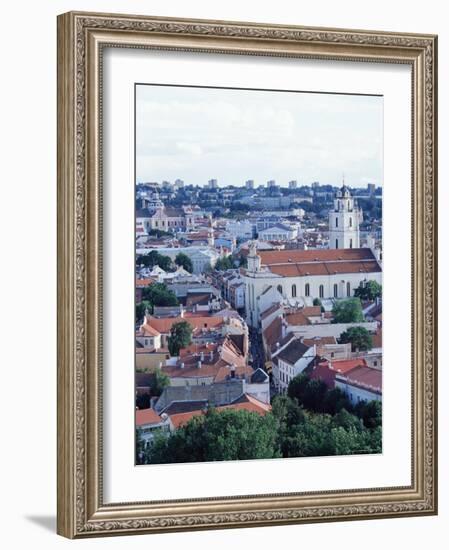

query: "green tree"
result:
(322, 388), (352, 415)
(146, 408), (280, 464)
(147, 228), (172, 238)
(332, 298), (364, 323)
(354, 399), (382, 429)
(135, 300), (152, 322)
(142, 283), (179, 311)
(354, 280), (382, 301)
(339, 326), (373, 351)
(167, 320), (193, 356)
(137, 251), (173, 271)
(286, 373), (310, 404)
(214, 256), (234, 271)
(149, 369), (170, 397)
(174, 252), (193, 273)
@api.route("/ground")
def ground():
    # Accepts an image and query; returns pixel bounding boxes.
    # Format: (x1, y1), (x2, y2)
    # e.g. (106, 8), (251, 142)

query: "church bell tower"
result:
(329, 183), (361, 250)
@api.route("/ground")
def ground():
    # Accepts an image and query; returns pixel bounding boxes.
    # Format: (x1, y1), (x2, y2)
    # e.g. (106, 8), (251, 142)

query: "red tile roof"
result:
(169, 410), (204, 429)
(263, 316), (283, 349)
(169, 395), (271, 429)
(285, 311), (311, 326)
(336, 365), (382, 394)
(302, 336), (337, 347)
(136, 408), (162, 426)
(258, 248), (375, 265)
(322, 358), (368, 374)
(136, 278), (156, 288)
(307, 363), (337, 389)
(302, 306), (322, 317)
(257, 248), (381, 278)
(141, 314), (224, 336)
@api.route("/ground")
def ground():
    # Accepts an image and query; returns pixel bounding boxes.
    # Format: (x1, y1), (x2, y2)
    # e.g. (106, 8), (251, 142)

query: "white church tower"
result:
(329, 183), (361, 249)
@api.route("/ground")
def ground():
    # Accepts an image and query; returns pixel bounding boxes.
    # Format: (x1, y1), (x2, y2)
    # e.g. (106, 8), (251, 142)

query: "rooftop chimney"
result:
(180, 362), (185, 369)
(197, 361), (202, 369)
(200, 351), (205, 361)
(210, 350), (214, 361)
(230, 364), (236, 379)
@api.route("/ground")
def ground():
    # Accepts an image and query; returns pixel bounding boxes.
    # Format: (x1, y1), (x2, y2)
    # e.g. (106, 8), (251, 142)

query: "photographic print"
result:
(135, 84), (383, 465)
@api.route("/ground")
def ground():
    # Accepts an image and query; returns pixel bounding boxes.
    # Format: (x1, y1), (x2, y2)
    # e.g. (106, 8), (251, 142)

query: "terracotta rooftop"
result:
(285, 311), (311, 326)
(302, 306), (322, 317)
(269, 261), (381, 278)
(302, 336), (337, 347)
(336, 365), (382, 394)
(320, 357), (368, 374)
(136, 278), (156, 288)
(263, 316), (283, 349)
(256, 248), (381, 278)
(168, 394), (271, 429)
(141, 314), (224, 337)
(136, 408), (162, 427)
(258, 248), (376, 265)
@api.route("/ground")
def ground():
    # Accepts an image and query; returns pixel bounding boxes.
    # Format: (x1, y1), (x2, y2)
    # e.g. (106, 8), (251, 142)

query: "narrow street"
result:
(248, 326), (265, 372)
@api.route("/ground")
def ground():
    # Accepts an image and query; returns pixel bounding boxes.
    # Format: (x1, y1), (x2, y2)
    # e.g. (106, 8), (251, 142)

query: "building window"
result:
(335, 238), (339, 249)
(334, 284), (338, 298)
(349, 217), (352, 227)
(319, 285), (324, 298)
(292, 284), (297, 298)
(335, 217), (339, 228)
(347, 282), (351, 297)
(350, 238), (353, 249)
(305, 283), (310, 297)
(277, 285), (283, 296)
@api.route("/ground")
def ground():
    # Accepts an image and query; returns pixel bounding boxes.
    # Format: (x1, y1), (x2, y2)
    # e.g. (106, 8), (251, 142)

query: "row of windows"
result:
(278, 282), (352, 298)
(153, 219), (193, 228)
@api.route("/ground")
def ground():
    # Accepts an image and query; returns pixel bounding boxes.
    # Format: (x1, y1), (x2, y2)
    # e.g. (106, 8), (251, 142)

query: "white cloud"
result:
(136, 85), (383, 187)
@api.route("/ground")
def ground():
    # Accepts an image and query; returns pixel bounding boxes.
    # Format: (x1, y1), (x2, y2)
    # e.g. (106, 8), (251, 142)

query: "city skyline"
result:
(136, 84), (383, 188)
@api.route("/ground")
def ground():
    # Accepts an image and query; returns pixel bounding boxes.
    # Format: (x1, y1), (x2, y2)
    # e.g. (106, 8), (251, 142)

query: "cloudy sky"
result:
(136, 84), (383, 188)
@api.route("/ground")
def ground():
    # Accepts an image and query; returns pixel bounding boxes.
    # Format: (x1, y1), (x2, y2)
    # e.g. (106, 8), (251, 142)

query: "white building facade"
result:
(241, 243), (382, 327)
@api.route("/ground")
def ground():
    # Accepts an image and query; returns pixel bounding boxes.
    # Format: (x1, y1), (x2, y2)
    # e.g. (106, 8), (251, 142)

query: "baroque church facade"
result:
(241, 186), (382, 327)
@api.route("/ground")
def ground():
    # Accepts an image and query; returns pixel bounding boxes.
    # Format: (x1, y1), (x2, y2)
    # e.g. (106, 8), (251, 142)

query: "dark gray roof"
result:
(276, 338), (310, 365)
(161, 400), (208, 415)
(250, 368), (269, 384)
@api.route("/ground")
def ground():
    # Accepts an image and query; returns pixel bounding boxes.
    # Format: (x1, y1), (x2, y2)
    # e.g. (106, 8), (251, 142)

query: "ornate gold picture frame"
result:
(57, 11), (437, 538)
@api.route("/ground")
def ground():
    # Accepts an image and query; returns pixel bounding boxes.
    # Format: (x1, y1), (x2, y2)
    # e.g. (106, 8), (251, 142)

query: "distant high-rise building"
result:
(288, 180), (298, 189)
(245, 179), (255, 190)
(174, 179), (184, 189)
(367, 183), (376, 196)
(311, 181), (320, 189)
(208, 179), (218, 189)
(267, 180), (276, 188)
